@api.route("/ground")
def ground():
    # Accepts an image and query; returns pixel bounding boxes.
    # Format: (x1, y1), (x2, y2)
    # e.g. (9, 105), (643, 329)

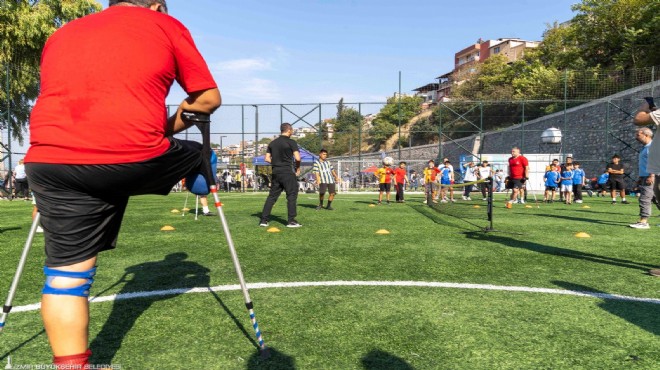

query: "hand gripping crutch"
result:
(182, 111), (270, 359)
(1, 213), (41, 332)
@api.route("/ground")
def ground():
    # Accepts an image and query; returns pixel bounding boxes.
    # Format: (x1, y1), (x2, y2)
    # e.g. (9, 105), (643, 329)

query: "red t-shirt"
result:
(508, 155), (529, 179)
(26, 6), (217, 165)
(394, 168), (407, 183)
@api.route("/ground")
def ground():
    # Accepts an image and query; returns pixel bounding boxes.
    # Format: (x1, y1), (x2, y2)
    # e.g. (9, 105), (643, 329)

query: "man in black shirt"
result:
(607, 154), (628, 204)
(260, 123), (302, 227)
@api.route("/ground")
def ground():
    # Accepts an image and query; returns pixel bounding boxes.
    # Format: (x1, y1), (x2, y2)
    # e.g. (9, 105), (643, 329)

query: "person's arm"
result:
(332, 170), (340, 183)
(166, 88), (221, 136)
(293, 150), (301, 176)
(633, 101), (657, 126)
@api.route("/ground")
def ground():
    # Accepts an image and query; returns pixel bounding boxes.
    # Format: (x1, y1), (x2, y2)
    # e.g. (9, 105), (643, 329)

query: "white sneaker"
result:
(576, 200), (583, 204)
(466, 197), (472, 201)
(36, 226), (44, 233)
(462, 196), (467, 200)
(440, 199), (448, 203)
(482, 198), (487, 201)
(629, 222), (650, 229)
(519, 199), (525, 204)
(423, 200), (428, 204)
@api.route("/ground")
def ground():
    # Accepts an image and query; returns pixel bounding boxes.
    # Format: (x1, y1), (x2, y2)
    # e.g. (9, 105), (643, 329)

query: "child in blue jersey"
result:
(544, 164), (560, 203)
(560, 163), (574, 204)
(572, 162), (586, 204)
(596, 170), (609, 197)
(439, 161), (455, 203)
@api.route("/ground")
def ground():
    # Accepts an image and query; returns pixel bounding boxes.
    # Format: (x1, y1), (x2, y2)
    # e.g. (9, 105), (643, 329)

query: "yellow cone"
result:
(369, 204), (376, 208)
(182, 207), (191, 212)
(267, 227), (281, 233)
(525, 205), (533, 208)
(473, 205), (480, 209)
(161, 225), (175, 231)
(575, 232), (591, 238)
(375, 229), (390, 234)
(170, 209), (180, 213)
(582, 205), (591, 209)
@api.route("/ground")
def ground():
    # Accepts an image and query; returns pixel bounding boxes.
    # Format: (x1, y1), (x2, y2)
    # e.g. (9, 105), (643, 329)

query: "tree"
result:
(0, 0), (102, 142)
(369, 95), (422, 146)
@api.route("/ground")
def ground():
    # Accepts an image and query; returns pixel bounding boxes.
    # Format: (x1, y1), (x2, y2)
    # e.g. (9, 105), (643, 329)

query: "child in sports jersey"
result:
(376, 163), (396, 205)
(544, 164), (560, 203)
(596, 170), (609, 197)
(423, 160), (440, 204)
(439, 161), (455, 202)
(572, 162), (586, 203)
(560, 163), (574, 204)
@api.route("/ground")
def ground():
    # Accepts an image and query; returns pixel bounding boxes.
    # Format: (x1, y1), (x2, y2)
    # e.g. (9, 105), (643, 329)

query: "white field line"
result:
(10, 281), (660, 314)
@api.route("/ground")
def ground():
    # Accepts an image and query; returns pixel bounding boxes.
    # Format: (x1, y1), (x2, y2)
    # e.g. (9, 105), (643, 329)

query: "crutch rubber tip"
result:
(260, 347), (271, 360)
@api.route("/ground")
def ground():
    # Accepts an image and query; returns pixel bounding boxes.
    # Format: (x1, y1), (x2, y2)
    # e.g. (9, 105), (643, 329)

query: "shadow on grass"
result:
(250, 213), (288, 226)
(0, 226), (21, 234)
(247, 347), (296, 369)
(533, 213), (628, 226)
(0, 329), (46, 361)
(90, 253), (211, 364)
(409, 204), (486, 233)
(361, 349), (415, 369)
(464, 232), (658, 272)
(553, 281), (660, 336)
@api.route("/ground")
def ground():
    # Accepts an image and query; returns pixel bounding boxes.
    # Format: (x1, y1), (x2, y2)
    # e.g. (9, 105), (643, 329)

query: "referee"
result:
(312, 149), (340, 210)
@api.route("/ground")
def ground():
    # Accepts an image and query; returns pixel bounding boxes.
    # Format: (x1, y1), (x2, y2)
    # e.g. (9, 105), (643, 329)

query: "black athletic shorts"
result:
(379, 183), (391, 192)
(26, 138), (203, 267)
(319, 183), (336, 195)
(545, 186), (557, 191)
(608, 177), (625, 191)
(509, 178), (524, 189)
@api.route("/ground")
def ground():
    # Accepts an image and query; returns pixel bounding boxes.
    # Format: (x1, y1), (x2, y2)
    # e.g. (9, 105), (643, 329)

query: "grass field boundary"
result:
(9, 280), (660, 314)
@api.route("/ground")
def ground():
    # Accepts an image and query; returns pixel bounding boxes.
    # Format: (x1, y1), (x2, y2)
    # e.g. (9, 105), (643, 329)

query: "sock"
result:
(203, 206), (210, 213)
(327, 201), (332, 207)
(612, 198), (616, 202)
(53, 349), (92, 369)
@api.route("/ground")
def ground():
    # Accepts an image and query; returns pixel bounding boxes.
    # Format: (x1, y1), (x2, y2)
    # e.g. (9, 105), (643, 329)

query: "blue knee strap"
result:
(42, 266), (97, 297)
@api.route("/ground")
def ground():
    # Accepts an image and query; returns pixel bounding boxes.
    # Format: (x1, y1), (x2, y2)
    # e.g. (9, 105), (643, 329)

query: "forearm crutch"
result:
(182, 111), (270, 359)
(1, 213), (41, 332)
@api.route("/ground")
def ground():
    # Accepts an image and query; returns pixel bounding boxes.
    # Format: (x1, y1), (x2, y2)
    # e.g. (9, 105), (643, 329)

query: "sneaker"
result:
(259, 220), (269, 227)
(326, 206), (334, 210)
(462, 196), (467, 200)
(520, 199), (525, 204)
(482, 198), (488, 201)
(629, 222), (650, 229)
(622, 200), (630, 204)
(423, 200), (428, 204)
(440, 199), (448, 203)
(611, 201), (617, 205)
(287, 220), (302, 228)
(575, 200), (583, 204)
(203, 212), (215, 216)
(450, 199), (456, 203)
(36, 226), (44, 233)
(386, 201), (391, 205)
(316, 205), (322, 211)
(466, 197), (471, 201)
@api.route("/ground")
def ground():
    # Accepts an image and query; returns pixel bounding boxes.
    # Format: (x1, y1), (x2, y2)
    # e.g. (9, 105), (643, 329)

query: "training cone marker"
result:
(525, 205), (533, 209)
(182, 207), (191, 212)
(473, 205), (480, 209)
(267, 227), (280, 233)
(582, 205), (591, 209)
(505, 202), (512, 209)
(375, 229), (390, 235)
(369, 204), (376, 208)
(170, 209), (180, 213)
(161, 225), (175, 231)
(574, 232), (591, 238)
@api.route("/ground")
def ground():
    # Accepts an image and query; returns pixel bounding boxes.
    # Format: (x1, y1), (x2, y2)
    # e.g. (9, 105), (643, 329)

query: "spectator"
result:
(507, 147), (529, 205)
(341, 170), (351, 192)
(13, 159), (29, 200)
(410, 171), (419, 191)
(23, 1), (221, 367)
(596, 170), (609, 197)
(629, 127), (655, 229)
(543, 164), (560, 203)
(260, 123), (302, 228)
(494, 169), (505, 192)
(462, 161), (477, 200)
(477, 161), (493, 200)
(572, 162), (586, 204)
(394, 161), (409, 203)
(607, 154), (628, 204)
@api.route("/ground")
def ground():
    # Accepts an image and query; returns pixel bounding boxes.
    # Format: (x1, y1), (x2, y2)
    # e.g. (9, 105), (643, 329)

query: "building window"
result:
(494, 46), (500, 54)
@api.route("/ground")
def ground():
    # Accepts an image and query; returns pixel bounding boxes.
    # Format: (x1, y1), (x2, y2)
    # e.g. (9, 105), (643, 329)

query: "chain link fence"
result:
(1, 64), (658, 195)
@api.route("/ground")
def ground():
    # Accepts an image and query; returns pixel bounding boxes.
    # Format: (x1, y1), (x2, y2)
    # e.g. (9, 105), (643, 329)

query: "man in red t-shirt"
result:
(394, 161), (409, 203)
(507, 146), (529, 204)
(23, 1), (221, 367)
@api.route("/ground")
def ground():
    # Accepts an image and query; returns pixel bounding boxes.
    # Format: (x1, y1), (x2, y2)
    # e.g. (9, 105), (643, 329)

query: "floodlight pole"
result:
(398, 71), (402, 161)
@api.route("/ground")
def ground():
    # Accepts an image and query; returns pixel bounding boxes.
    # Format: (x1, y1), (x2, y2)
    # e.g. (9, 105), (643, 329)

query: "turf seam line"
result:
(9, 281), (660, 313)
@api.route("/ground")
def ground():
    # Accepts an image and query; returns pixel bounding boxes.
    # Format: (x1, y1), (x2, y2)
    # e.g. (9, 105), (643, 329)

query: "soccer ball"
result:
(382, 156), (394, 166)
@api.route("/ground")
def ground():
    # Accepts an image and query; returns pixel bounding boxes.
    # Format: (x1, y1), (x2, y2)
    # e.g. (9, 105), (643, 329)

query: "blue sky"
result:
(101, 0), (579, 104)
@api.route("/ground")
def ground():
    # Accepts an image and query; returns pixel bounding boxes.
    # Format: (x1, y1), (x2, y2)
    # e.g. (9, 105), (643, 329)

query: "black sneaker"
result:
(315, 205), (322, 211)
(611, 201), (616, 205)
(259, 220), (269, 227)
(287, 220), (302, 228)
(326, 206), (334, 210)
(622, 200), (630, 204)
(203, 212), (215, 216)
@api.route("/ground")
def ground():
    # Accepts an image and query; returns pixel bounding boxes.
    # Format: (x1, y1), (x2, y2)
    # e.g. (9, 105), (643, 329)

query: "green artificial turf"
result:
(0, 192), (658, 369)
